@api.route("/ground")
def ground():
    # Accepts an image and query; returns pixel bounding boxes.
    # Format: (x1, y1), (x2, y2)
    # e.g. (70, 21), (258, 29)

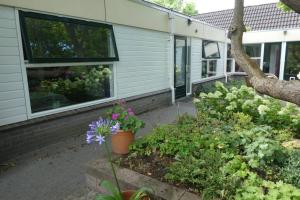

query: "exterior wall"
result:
(114, 25), (170, 98)
(0, 0), (106, 22)
(191, 38), (202, 83)
(0, 89), (171, 162)
(0, 6), (27, 126)
(243, 29), (300, 44)
(0, 0), (226, 42)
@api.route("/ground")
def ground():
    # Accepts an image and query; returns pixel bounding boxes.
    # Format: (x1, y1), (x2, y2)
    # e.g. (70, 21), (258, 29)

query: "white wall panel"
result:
(114, 25), (170, 98)
(0, 6), (27, 126)
(191, 38), (202, 83)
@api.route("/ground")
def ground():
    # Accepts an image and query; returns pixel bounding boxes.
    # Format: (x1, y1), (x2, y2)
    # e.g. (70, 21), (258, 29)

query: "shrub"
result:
(280, 150), (300, 188)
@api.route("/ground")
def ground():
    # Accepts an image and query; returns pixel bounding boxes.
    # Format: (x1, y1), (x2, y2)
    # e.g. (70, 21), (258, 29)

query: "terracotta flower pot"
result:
(111, 130), (134, 154)
(122, 190), (150, 200)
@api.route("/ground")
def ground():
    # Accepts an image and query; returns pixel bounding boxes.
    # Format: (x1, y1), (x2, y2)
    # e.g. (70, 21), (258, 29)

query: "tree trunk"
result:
(280, 0), (300, 14)
(228, 0), (300, 106)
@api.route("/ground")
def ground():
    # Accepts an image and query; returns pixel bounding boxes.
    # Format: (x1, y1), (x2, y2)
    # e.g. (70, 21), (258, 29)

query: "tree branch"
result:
(230, 0), (300, 106)
(280, 0), (300, 14)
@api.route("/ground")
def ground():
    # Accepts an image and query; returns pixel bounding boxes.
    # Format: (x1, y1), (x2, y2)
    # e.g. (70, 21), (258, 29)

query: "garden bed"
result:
(118, 82), (300, 200)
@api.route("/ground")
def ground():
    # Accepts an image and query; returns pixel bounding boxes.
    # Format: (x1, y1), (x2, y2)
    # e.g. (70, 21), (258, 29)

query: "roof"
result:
(193, 3), (300, 31)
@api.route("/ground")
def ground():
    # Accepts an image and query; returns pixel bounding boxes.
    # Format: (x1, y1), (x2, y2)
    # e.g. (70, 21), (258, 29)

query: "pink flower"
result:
(128, 108), (134, 116)
(112, 114), (119, 120)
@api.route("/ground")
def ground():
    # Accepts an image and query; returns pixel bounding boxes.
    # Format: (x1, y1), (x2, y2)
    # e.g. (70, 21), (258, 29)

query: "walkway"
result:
(0, 100), (195, 200)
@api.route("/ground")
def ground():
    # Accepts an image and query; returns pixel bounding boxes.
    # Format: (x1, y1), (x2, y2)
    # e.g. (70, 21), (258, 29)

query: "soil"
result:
(118, 153), (199, 195)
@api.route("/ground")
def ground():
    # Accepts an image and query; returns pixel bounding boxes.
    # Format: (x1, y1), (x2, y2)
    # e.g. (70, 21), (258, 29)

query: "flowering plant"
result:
(86, 118), (151, 199)
(108, 100), (145, 134)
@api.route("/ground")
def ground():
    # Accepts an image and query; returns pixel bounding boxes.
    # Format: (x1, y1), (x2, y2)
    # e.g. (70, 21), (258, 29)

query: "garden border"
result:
(86, 158), (201, 200)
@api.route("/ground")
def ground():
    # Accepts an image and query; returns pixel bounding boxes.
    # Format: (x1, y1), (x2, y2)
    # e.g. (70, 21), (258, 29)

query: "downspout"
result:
(224, 30), (228, 83)
(168, 11), (175, 104)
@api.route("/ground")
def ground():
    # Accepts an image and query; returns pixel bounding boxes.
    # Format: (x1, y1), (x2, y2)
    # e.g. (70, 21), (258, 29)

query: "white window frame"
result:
(15, 10), (118, 119)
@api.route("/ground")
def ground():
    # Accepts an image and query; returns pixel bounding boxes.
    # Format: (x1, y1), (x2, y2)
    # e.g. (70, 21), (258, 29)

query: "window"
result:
(19, 11), (119, 63)
(202, 40), (220, 59)
(27, 65), (113, 113)
(226, 44), (234, 72)
(244, 44), (261, 67)
(284, 42), (300, 80)
(19, 11), (118, 114)
(202, 40), (221, 78)
(263, 43), (281, 78)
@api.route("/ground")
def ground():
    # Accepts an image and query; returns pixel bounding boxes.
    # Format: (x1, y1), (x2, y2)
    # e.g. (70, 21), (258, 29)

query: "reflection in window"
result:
(284, 42), (300, 80)
(227, 44), (234, 72)
(202, 60), (217, 78)
(244, 44), (261, 57)
(202, 40), (220, 58)
(27, 65), (112, 113)
(263, 43), (281, 78)
(20, 11), (118, 63)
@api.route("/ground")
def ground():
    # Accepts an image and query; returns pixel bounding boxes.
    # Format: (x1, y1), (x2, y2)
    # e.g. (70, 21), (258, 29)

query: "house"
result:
(194, 3), (300, 81)
(0, 0), (228, 161)
(1, 1), (298, 162)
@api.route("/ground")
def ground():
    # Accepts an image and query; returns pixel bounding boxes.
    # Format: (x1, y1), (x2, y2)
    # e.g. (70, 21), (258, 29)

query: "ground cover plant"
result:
(119, 82), (300, 200)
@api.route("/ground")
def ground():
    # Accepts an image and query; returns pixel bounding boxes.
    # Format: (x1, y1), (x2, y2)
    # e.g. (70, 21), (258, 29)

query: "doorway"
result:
(174, 36), (187, 99)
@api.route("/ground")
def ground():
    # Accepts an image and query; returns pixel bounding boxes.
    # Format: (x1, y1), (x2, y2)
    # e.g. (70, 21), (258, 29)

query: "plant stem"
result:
(104, 142), (122, 194)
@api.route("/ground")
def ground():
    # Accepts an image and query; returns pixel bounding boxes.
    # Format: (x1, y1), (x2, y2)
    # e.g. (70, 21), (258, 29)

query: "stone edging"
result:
(86, 159), (201, 200)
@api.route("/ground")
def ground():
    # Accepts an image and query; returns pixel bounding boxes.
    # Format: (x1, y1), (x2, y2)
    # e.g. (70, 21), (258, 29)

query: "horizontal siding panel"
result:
(0, 106), (26, 119)
(0, 65), (22, 73)
(115, 25), (169, 98)
(0, 46), (19, 55)
(0, 55), (20, 64)
(0, 90), (24, 101)
(0, 6), (15, 19)
(0, 28), (17, 38)
(0, 82), (23, 92)
(0, 6), (28, 126)
(191, 38), (202, 83)
(0, 114), (27, 126)
(0, 37), (18, 47)
(0, 98), (25, 110)
(0, 73), (22, 83)
(0, 19), (16, 29)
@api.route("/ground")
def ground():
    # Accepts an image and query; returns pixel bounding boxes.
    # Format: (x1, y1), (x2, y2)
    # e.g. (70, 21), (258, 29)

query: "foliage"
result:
(195, 81), (300, 136)
(277, 2), (293, 12)
(148, 0), (198, 15)
(41, 66), (111, 101)
(280, 150), (300, 188)
(124, 83), (300, 199)
(107, 100), (145, 134)
(96, 180), (151, 200)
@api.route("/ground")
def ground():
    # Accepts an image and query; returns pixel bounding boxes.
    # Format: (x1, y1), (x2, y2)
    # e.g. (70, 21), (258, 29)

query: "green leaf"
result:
(100, 180), (122, 200)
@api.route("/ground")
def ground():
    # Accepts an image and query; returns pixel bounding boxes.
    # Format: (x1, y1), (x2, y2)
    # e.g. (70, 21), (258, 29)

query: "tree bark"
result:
(229, 0), (300, 106)
(280, 0), (300, 14)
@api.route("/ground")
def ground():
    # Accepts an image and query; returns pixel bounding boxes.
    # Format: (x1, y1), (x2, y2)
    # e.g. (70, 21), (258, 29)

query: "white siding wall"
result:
(191, 38), (202, 83)
(0, 6), (27, 126)
(114, 25), (170, 98)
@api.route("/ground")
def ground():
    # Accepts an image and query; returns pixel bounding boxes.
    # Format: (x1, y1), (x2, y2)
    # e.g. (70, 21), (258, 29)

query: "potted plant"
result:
(86, 118), (151, 200)
(108, 100), (145, 154)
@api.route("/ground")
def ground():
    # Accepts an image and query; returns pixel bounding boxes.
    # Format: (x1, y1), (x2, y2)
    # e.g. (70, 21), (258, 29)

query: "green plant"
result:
(280, 150), (300, 188)
(107, 100), (145, 134)
(96, 180), (151, 200)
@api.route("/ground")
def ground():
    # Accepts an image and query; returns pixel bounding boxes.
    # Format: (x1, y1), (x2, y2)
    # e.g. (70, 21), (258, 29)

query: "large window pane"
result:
(27, 65), (112, 113)
(202, 40), (220, 58)
(208, 60), (217, 77)
(202, 60), (208, 78)
(227, 59), (234, 72)
(263, 43), (281, 78)
(284, 42), (300, 80)
(20, 11), (118, 63)
(244, 44), (261, 57)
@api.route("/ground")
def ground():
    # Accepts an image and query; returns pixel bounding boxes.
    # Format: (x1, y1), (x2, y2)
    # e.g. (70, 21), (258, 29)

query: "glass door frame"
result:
(174, 35), (187, 99)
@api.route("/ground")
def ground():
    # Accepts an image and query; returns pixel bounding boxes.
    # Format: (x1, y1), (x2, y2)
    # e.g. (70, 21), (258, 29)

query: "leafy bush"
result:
(195, 82), (300, 136)
(280, 150), (300, 188)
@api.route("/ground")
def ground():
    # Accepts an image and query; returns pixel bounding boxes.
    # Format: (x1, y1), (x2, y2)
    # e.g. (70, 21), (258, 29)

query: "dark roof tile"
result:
(194, 3), (300, 31)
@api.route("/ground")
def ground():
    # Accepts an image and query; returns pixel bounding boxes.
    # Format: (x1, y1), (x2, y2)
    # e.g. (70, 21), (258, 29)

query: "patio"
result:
(0, 100), (195, 200)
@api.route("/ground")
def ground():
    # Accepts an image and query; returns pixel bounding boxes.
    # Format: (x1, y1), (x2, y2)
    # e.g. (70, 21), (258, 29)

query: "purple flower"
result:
(111, 122), (120, 134)
(95, 135), (105, 145)
(112, 114), (119, 120)
(86, 117), (116, 146)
